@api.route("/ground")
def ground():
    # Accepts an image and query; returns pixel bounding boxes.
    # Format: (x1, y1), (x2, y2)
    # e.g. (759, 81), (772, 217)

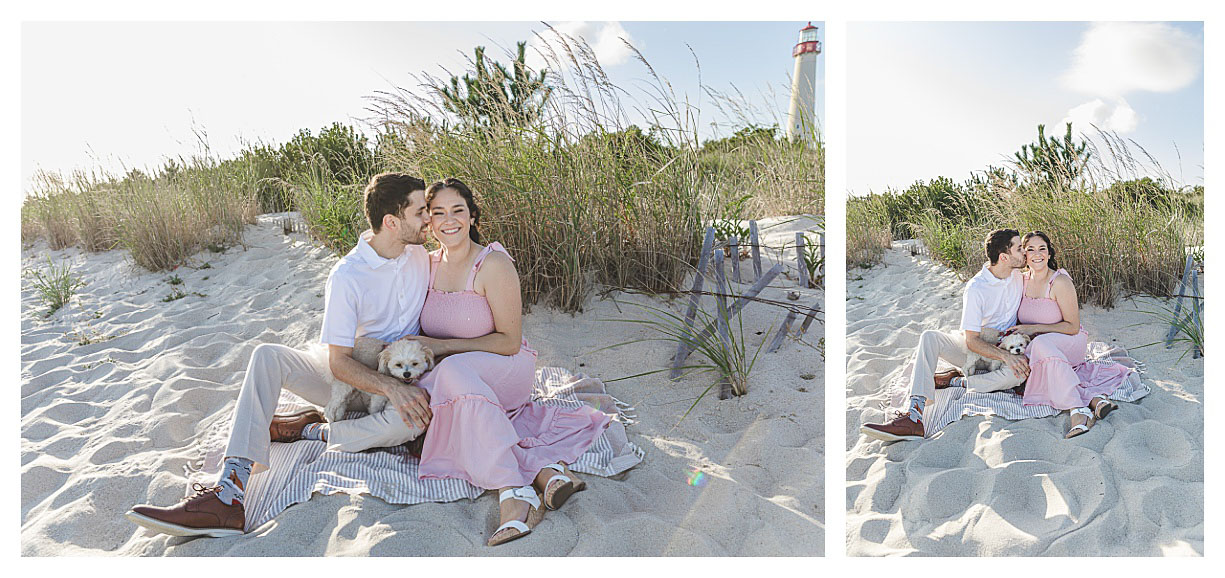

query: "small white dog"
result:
(963, 327), (1031, 377)
(324, 337), (435, 423)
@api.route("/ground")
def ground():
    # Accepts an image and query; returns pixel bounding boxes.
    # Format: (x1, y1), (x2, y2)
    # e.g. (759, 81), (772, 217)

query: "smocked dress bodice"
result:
(419, 243), (508, 340)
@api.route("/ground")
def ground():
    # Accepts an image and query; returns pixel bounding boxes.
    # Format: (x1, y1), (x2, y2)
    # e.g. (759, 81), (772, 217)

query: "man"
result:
(126, 172), (435, 537)
(860, 228), (1029, 443)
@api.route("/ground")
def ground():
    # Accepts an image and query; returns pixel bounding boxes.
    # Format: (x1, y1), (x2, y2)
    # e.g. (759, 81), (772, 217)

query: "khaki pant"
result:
(223, 343), (423, 473)
(908, 329), (1024, 403)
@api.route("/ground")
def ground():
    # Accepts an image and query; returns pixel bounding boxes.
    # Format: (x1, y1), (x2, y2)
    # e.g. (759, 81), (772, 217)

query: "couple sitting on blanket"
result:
(126, 173), (610, 546)
(861, 228), (1134, 443)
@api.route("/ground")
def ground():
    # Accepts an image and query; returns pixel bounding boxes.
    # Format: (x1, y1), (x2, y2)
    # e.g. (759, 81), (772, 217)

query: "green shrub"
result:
(26, 257), (86, 316)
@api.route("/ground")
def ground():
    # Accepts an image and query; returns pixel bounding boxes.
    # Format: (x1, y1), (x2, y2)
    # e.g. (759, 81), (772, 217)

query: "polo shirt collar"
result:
(355, 230), (403, 269)
(979, 263), (1013, 285)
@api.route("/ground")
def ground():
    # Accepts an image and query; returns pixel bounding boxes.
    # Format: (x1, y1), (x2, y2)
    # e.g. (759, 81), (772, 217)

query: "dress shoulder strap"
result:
(466, 242), (513, 291)
(1046, 268), (1071, 298)
(427, 249), (444, 289)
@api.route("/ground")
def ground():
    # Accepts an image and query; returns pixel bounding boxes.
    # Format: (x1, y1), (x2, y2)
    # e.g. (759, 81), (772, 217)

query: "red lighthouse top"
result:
(794, 23), (820, 57)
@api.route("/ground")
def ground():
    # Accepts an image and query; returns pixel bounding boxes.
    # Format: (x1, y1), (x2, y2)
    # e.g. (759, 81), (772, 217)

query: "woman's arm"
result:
(1014, 275), (1080, 336)
(408, 251), (523, 357)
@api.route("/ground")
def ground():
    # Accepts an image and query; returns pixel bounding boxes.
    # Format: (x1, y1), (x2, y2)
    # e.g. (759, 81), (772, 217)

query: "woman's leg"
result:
(1021, 332), (1088, 410)
(415, 351), (537, 489)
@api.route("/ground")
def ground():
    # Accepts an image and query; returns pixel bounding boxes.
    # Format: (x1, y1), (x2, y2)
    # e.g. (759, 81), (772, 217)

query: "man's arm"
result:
(328, 345), (432, 429)
(961, 282), (1027, 378)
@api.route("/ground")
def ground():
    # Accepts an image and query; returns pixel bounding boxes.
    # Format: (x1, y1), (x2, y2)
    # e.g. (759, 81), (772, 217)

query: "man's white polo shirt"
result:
(959, 262), (1024, 333)
(319, 230), (429, 347)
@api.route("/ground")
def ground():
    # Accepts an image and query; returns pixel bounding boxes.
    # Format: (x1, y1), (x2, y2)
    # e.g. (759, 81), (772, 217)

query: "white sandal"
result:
(487, 486), (543, 547)
(1065, 407), (1095, 439)
(1091, 395), (1118, 420)
(540, 463), (585, 510)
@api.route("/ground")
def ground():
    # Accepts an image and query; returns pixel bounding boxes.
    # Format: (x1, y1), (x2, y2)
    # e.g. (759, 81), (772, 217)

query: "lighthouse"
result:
(786, 23), (820, 142)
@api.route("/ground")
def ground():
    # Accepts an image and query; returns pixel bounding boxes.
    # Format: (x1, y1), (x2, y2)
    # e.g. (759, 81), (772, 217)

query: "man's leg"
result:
(964, 365), (1025, 393)
(861, 329), (967, 442)
(127, 343), (335, 537)
(907, 329), (969, 402)
(326, 406), (425, 452)
(224, 343), (335, 471)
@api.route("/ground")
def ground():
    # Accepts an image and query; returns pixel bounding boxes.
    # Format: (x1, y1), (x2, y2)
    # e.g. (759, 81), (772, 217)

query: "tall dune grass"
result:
(22, 30), (823, 314)
(847, 128), (1202, 308)
(363, 29), (822, 311)
(845, 193), (892, 269)
(22, 155), (259, 271)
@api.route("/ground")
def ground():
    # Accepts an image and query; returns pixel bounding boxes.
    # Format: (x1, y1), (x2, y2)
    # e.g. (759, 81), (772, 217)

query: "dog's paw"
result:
(323, 401), (345, 423)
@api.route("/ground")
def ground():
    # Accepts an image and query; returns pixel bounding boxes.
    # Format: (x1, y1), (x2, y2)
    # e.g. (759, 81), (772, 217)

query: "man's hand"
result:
(1003, 352), (1030, 379)
(1005, 325), (1035, 337)
(402, 335), (449, 358)
(380, 376), (432, 430)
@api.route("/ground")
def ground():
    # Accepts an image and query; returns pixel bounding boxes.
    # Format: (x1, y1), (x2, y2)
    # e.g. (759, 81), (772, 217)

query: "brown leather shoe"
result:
(270, 408), (325, 443)
(860, 411), (926, 442)
(125, 484), (245, 537)
(934, 368), (964, 389)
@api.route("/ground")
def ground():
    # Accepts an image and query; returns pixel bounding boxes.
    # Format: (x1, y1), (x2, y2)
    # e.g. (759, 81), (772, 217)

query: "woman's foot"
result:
(1065, 407), (1095, 439)
(488, 486), (543, 547)
(1089, 396), (1118, 420)
(533, 462), (586, 510)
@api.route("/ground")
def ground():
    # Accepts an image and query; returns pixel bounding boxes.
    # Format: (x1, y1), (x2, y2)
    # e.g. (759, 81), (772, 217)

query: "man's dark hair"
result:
(984, 228), (1020, 265)
(364, 172), (426, 233)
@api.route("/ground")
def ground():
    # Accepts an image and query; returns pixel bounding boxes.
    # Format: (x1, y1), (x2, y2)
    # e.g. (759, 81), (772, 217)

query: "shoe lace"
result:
(186, 483), (222, 501)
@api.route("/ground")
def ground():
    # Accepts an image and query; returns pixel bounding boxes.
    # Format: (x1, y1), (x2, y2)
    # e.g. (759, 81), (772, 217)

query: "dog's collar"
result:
(381, 342), (390, 350)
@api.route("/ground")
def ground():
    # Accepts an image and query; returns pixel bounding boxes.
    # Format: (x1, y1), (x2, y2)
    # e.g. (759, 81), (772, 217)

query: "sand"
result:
(845, 242), (1203, 557)
(20, 214), (823, 556)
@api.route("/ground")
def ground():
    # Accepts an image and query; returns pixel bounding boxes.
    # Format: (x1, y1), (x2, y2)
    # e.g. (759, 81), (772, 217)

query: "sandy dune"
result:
(21, 214), (823, 556)
(845, 243), (1203, 556)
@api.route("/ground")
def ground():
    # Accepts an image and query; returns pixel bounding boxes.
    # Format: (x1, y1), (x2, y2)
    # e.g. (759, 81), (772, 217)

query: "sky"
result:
(847, 21), (1203, 195)
(21, 21), (824, 194)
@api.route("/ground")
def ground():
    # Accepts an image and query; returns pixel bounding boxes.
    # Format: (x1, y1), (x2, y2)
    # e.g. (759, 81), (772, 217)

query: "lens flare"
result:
(686, 467), (708, 487)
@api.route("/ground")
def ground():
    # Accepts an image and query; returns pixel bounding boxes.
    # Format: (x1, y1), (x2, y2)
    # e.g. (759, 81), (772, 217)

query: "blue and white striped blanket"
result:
(188, 367), (645, 531)
(884, 342), (1151, 437)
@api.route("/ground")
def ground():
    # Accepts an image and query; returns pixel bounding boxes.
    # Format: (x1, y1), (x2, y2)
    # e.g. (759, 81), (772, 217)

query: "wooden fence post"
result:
(767, 311), (798, 353)
(672, 228), (716, 377)
(798, 300), (821, 336)
(713, 250), (733, 398)
(1165, 254), (1194, 348)
(670, 263), (784, 378)
(729, 237), (741, 284)
(749, 220), (762, 280)
(1190, 268), (1203, 358)
(796, 232), (809, 288)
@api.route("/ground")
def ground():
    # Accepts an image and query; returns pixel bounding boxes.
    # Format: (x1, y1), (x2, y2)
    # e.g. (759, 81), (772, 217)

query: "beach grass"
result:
(846, 128), (1202, 307)
(365, 30), (822, 311)
(26, 257), (86, 316)
(22, 31), (823, 314)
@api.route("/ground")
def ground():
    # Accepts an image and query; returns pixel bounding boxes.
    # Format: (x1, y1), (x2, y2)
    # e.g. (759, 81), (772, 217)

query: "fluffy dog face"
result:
(999, 332), (1031, 355)
(377, 339), (435, 382)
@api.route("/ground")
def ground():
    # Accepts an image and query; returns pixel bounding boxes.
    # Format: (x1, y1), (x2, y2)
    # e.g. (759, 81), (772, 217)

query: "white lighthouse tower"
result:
(786, 23), (820, 142)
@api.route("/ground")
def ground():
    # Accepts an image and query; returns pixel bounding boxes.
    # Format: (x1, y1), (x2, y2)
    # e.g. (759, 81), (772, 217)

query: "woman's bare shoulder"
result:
(1051, 272), (1077, 296)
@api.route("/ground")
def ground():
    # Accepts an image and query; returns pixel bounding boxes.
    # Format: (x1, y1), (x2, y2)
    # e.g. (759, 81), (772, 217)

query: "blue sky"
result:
(847, 21), (1203, 195)
(22, 21), (823, 192)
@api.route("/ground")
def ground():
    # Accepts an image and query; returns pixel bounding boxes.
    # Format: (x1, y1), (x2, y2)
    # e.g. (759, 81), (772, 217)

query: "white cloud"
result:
(1062, 22), (1201, 97)
(1063, 97), (1140, 133)
(527, 21), (636, 71)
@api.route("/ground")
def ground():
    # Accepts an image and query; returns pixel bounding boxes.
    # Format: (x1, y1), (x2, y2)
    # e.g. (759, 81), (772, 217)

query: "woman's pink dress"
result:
(415, 242), (611, 489)
(1019, 269), (1132, 410)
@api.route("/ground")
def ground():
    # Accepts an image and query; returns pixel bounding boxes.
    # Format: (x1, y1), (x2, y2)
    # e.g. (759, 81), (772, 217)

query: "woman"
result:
(1008, 231), (1131, 438)
(405, 178), (610, 546)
